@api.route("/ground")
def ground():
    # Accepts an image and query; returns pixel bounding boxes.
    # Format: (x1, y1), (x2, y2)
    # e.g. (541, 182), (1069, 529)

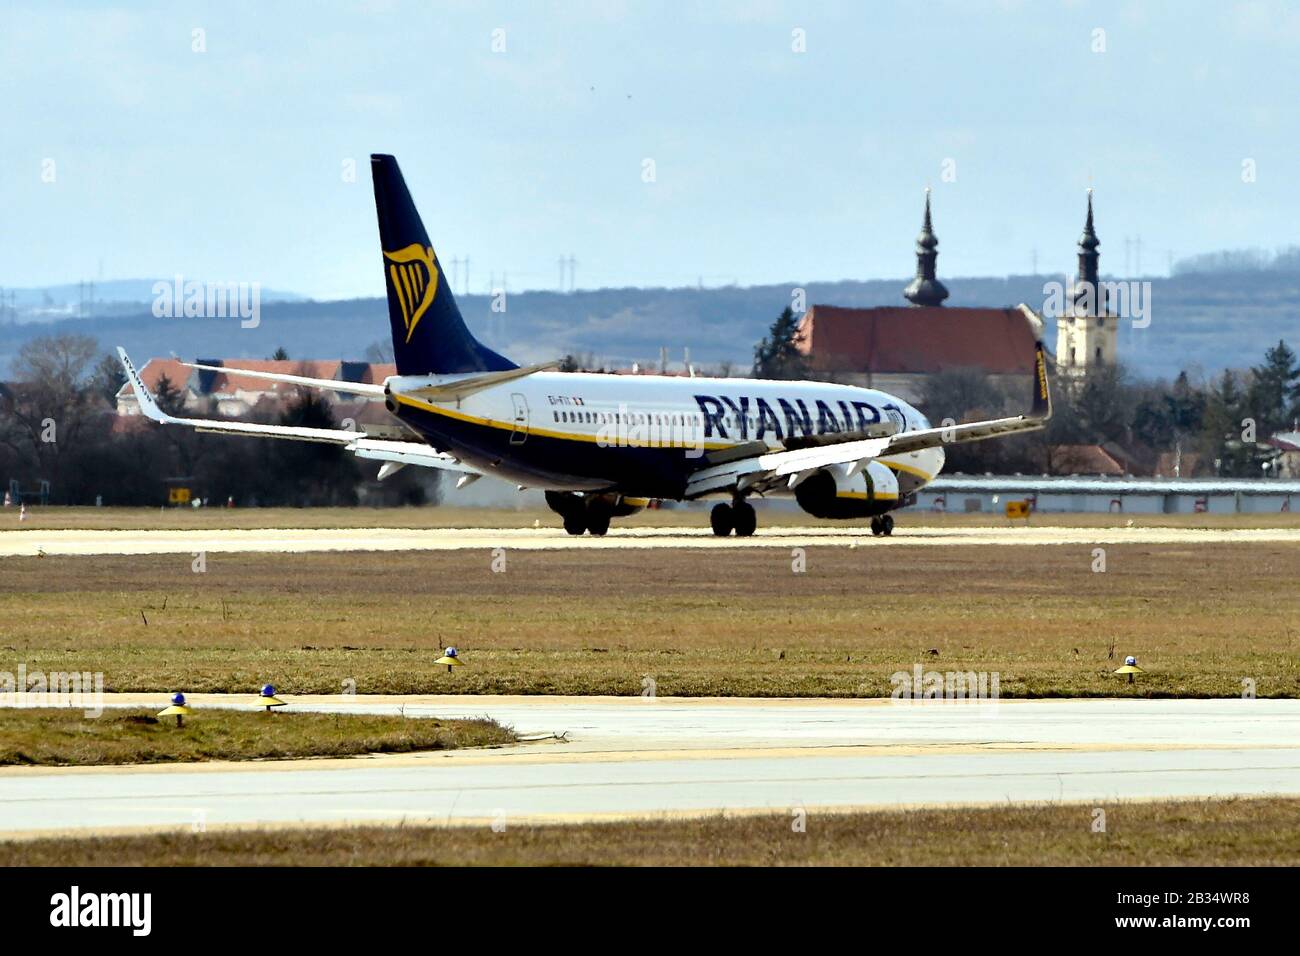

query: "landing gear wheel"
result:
(710, 503), (734, 537)
(870, 517), (884, 537)
(732, 500), (757, 537)
(585, 505), (611, 537)
(880, 514), (894, 536)
(563, 513), (586, 536)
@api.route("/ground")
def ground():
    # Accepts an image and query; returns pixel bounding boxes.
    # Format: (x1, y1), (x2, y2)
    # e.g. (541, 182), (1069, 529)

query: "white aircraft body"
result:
(119, 154), (1052, 536)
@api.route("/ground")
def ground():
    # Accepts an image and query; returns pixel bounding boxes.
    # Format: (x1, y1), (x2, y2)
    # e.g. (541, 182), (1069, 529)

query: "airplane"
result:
(117, 153), (1052, 537)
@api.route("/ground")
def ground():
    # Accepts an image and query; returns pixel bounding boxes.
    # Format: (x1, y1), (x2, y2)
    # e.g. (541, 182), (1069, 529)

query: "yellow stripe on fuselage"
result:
(879, 458), (933, 482)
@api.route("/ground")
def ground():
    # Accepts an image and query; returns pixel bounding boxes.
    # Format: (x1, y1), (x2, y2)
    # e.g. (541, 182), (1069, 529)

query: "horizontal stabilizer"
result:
(117, 347), (485, 479)
(183, 362), (386, 397)
(397, 359), (562, 402)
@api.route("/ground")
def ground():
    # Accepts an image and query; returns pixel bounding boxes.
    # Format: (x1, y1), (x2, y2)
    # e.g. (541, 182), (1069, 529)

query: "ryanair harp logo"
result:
(383, 243), (439, 343)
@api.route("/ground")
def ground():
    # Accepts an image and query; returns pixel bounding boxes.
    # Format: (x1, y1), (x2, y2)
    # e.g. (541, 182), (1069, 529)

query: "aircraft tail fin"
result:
(1031, 340), (1052, 420)
(370, 154), (516, 376)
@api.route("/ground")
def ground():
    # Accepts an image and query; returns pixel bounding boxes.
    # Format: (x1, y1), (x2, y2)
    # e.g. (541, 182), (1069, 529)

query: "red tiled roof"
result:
(1051, 444), (1125, 476)
(795, 305), (1038, 375)
(114, 358), (191, 397)
(358, 363), (397, 384)
(209, 360), (342, 393)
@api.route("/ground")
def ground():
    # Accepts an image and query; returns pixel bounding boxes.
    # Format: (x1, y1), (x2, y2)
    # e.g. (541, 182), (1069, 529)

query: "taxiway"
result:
(2, 697), (1297, 837)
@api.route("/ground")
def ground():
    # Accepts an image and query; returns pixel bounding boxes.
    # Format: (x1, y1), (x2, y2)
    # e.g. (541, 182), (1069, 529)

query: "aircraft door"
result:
(510, 392), (529, 445)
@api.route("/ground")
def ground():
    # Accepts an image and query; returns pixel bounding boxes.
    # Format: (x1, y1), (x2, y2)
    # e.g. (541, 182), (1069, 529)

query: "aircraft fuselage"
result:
(385, 370), (945, 506)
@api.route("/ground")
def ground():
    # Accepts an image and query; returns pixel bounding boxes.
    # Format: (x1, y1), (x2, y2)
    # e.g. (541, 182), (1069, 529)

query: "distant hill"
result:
(1, 270), (1296, 381)
(0, 280), (307, 321)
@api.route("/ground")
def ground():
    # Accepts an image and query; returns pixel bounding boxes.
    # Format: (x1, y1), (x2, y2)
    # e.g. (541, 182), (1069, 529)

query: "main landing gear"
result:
(870, 514), (895, 537)
(557, 494), (611, 537)
(711, 498), (757, 537)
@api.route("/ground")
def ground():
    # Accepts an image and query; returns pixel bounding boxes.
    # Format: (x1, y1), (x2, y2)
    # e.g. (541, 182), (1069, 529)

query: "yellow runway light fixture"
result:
(158, 692), (193, 727)
(257, 684), (287, 711)
(436, 646), (464, 672)
(1114, 655), (1145, 684)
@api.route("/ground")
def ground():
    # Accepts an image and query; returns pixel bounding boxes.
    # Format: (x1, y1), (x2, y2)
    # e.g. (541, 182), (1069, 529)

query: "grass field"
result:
(5, 504), (1300, 531)
(0, 708), (513, 766)
(2, 797), (1295, 865)
(2, 541), (1297, 698)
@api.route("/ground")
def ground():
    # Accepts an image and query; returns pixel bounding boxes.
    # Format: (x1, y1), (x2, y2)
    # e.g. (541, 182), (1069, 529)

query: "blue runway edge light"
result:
(171, 692), (186, 706)
(261, 684), (276, 697)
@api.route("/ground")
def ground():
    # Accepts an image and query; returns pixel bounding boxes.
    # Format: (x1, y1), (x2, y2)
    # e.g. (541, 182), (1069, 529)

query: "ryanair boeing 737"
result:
(118, 154), (1051, 537)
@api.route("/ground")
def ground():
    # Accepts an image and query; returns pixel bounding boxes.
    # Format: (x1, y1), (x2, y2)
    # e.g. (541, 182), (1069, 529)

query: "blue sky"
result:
(3, 0), (1297, 298)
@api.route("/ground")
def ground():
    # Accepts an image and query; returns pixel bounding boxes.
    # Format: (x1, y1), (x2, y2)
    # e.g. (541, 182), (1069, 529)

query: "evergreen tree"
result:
(752, 307), (808, 379)
(1247, 340), (1299, 434)
(274, 392), (360, 505)
(153, 373), (187, 416)
(1202, 370), (1254, 475)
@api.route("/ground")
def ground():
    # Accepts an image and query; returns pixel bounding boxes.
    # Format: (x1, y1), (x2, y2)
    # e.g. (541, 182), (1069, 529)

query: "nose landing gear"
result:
(870, 514), (895, 537)
(710, 499), (757, 537)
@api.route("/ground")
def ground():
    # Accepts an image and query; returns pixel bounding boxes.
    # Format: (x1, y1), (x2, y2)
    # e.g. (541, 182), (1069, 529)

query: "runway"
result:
(2, 697), (1298, 837)
(1, 524), (1298, 556)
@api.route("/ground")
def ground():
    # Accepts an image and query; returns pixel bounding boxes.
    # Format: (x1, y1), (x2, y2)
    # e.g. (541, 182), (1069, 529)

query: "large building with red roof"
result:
(793, 190), (1065, 404)
(794, 302), (1042, 402)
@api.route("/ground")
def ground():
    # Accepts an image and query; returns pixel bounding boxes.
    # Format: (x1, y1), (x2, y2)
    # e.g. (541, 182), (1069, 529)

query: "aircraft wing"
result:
(686, 342), (1051, 498)
(118, 348), (483, 477)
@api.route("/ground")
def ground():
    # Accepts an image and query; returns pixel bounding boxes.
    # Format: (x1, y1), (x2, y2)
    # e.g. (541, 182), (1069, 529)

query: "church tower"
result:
(1056, 189), (1117, 375)
(903, 188), (949, 307)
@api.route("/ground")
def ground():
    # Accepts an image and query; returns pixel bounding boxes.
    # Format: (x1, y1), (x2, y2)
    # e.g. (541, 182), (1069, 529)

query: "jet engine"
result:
(793, 460), (901, 518)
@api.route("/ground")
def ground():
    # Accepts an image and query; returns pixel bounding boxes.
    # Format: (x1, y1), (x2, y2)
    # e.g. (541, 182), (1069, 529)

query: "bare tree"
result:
(1, 334), (101, 488)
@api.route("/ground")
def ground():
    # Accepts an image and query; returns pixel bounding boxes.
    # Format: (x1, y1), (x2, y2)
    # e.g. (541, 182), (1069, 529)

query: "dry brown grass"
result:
(0, 708), (513, 766)
(1, 544), (1297, 698)
(6, 504), (1300, 531)
(3, 797), (1296, 866)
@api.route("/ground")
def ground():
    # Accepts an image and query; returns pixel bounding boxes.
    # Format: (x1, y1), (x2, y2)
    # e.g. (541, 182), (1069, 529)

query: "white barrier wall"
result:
(911, 489), (1295, 515)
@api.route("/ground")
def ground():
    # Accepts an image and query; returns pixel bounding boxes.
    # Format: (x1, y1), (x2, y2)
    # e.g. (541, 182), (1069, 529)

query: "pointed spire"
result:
(1072, 187), (1104, 314)
(903, 188), (949, 307)
(919, 190), (937, 247)
(1079, 188), (1099, 252)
